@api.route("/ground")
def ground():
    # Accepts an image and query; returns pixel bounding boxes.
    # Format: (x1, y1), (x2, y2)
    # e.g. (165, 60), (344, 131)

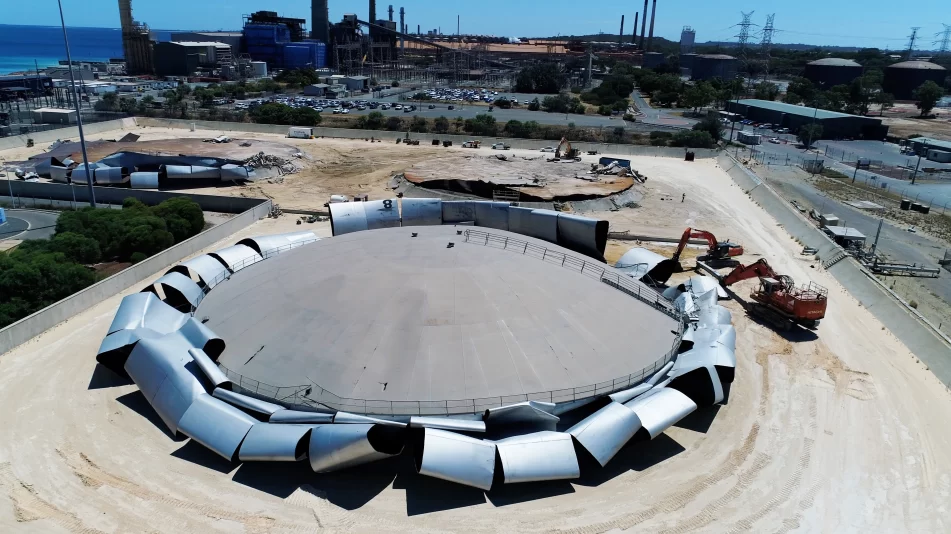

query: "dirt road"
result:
(1, 153), (950, 532)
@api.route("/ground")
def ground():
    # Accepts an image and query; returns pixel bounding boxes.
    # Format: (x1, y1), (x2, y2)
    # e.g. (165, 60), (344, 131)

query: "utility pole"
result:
(911, 153), (922, 185)
(905, 27), (920, 59)
(57, 0), (96, 208)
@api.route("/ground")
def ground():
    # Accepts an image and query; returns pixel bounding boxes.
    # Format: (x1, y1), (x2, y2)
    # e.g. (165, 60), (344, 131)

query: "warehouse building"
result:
(883, 61), (947, 100)
(727, 99), (888, 140)
(691, 54), (738, 81)
(153, 41), (232, 77)
(803, 58), (863, 89)
(0, 74), (53, 94)
(906, 137), (951, 162)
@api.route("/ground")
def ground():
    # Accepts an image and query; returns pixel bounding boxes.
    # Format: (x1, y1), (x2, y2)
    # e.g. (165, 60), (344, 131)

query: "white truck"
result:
(287, 127), (314, 139)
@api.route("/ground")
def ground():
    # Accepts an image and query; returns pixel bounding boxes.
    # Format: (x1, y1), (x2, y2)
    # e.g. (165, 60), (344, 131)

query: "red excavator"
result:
(720, 259), (828, 330)
(672, 227), (744, 268)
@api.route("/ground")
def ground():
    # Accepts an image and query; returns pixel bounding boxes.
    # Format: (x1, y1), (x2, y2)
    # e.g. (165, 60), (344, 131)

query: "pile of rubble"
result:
(243, 152), (299, 175)
(587, 161), (647, 183)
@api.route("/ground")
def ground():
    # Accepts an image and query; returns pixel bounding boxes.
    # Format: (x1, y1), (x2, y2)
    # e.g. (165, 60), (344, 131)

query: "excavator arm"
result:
(672, 228), (743, 262)
(721, 259), (777, 286)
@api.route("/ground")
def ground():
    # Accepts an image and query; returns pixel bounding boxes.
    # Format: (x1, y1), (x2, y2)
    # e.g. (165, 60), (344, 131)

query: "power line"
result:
(935, 24), (951, 55)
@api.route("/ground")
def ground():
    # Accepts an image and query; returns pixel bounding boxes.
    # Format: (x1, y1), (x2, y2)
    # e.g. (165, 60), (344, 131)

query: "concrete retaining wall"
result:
(134, 117), (718, 159)
(716, 153), (951, 386)
(0, 196), (271, 355)
(0, 118), (135, 152)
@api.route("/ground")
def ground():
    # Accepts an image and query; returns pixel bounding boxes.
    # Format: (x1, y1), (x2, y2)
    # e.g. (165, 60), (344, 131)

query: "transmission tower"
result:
(935, 24), (951, 55)
(905, 27), (920, 59)
(760, 14), (775, 79)
(736, 11), (755, 55)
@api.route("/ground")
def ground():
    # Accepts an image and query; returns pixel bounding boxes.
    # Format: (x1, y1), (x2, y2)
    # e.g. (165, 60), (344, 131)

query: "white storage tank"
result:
(251, 61), (268, 78)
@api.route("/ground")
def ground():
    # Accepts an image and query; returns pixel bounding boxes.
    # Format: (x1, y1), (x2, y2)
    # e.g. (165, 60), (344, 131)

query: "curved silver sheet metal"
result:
(441, 201), (477, 224)
(210, 244), (262, 273)
(662, 286), (684, 301)
(507, 207), (559, 244)
(364, 199), (401, 230)
(50, 165), (70, 183)
(474, 201), (510, 231)
(150, 272), (204, 310)
(270, 409), (335, 424)
(69, 167), (93, 184)
(93, 166), (128, 184)
(164, 165), (222, 179)
(178, 317), (225, 359)
(616, 247), (665, 278)
(567, 401), (642, 467)
(556, 213), (608, 261)
(697, 305), (732, 327)
(551, 396), (600, 416)
(416, 428), (496, 490)
(329, 202), (368, 236)
(220, 164), (253, 180)
(674, 292), (698, 316)
(400, 198), (442, 226)
(169, 254), (230, 289)
(236, 230), (318, 257)
(130, 172), (160, 189)
(308, 423), (405, 473)
(213, 387), (284, 415)
(647, 361), (675, 386)
(624, 387), (697, 439)
(33, 159), (53, 177)
(409, 417), (486, 433)
(188, 348), (230, 389)
(108, 292), (188, 336)
(332, 411), (407, 427)
(178, 393), (257, 460)
(667, 359), (725, 405)
(688, 325), (736, 353)
(238, 423), (312, 461)
(692, 287), (719, 311)
(483, 401), (559, 425)
(686, 275), (728, 299)
(495, 431), (580, 483)
(608, 383), (654, 404)
(96, 327), (163, 372)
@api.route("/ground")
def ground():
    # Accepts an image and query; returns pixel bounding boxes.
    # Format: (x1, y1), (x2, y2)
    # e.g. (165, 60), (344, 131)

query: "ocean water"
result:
(0, 24), (176, 75)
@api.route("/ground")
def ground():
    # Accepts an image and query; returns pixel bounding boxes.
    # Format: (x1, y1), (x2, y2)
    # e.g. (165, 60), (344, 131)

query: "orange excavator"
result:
(672, 227), (744, 268)
(553, 137), (581, 161)
(720, 259), (828, 330)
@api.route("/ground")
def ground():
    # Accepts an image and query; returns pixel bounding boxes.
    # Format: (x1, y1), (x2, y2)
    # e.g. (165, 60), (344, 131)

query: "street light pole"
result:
(911, 153), (922, 185)
(57, 0), (96, 208)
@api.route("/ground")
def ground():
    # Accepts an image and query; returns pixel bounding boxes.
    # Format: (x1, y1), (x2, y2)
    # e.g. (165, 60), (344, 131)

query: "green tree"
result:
(290, 107), (322, 126)
(94, 91), (119, 112)
(753, 82), (780, 101)
(874, 91), (894, 116)
(514, 63), (566, 93)
(48, 232), (102, 264)
(495, 97), (512, 109)
(797, 123), (823, 147)
(786, 77), (816, 105)
(527, 98), (541, 111)
(453, 116), (465, 132)
(597, 105), (612, 116)
(913, 80), (944, 116)
(409, 115), (428, 132)
(669, 130), (715, 148)
(464, 114), (498, 136)
(385, 116), (403, 130)
(682, 82), (715, 112)
(541, 93), (572, 113)
(357, 111), (385, 129)
(433, 116), (450, 133)
(692, 111), (724, 141)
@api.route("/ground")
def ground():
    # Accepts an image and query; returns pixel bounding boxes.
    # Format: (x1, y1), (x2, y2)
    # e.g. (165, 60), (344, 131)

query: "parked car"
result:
(394, 104), (403, 110)
(540, 146), (555, 152)
(768, 137), (781, 144)
(447, 105), (455, 110)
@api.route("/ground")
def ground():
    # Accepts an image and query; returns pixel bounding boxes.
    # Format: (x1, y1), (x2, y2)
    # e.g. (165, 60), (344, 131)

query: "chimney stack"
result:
(619, 15), (625, 45)
(388, 4), (393, 21)
(632, 12), (639, 44)
(639, 0), (649, 48)
(647, 0), (657, 52)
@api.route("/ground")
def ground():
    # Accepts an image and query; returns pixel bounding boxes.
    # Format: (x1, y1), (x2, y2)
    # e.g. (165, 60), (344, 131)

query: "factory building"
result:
(906, 137), (951, 162)
(803, 58), (863, 89)
(153, 42), (232, 77)
(727, 99), (888, 140)
(679, 53), (697, 77)
(680, 26), (695, 54)
(691, 54), (737, 81)
(883, 61), (948, 100)
(0, 75), (53, 95)
(642, 52), (665, 69)
(243, 11), (327, 70)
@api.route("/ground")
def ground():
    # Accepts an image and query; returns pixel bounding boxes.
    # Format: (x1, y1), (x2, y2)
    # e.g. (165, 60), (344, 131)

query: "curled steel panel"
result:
(308, 423), (405, 473)
(474, 201), (510, 231)
(329, 202), (369, 236)
(647, 361), (675, 386)
(220, 164), (253, 180)
(697, 305), (732, 327)
(674, 292), (698, 316)
(33, 159), (53, 177)
(188, 348), (230, 389)
(108, 292), (188, 336)
(130, 172), (159, 189)
(692, 287), (719, 311)
(495, 431), (580, 483)
(149, 272), (204, 310)
(567, 401), (642, 467)
(409, 417), (486, 433)
(686, 275), (728, 299)
(270, 410), (335, 424)
(364, 199), (401, 230)
(96, 327), (163, 374)
(662, 286), (684, 301)
(69, 167), (93, 184)
(608, 383), (654, 404)
(441, 201), (477, 224)
(667, 363), (725, 406)
(236, 231), (318, 257)
(483, 401), (559, 425)
(210, 244), (262, 273)
(616, 247), (665, 279)
(416, 428), (496, 490)
(238, 423), (312, 461)
(624, 387), (697, 439)
(93, 166), (129, 184)
(178, 393), (257, 460)
(50, 165), (70, 183)
(178, 318), (225, 359)
(556, 213), (608, 261)
(169, 254), (230, 289)
(213, 387), (284, 415)
(507, 207), (559, 244)
(400, 198), (442, 226)
(333, 411), (407, 427)
(164, 165), (222, 179)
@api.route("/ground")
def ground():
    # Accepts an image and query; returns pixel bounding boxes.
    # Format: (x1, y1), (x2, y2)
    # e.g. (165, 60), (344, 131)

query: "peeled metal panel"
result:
(220, 164), (253, 180)
(608, 383), (653, 404)
(662, 286), (684, 301)
(329, 202), (368, 236)
(178, 393), (257, 461)
(236, 230), (318, 257)
(333, 411), (406, 427)
(495, 431), (580, 483)
(363, 199), (401, 230)
(50, 165), (70, 183)
(567, 402), (642, 467)
(33, 159), (53, 177)
(441, 201), (477, 224)
(674, 292), (698, 316)
(178, 318), (225, 359)
(692, 287), (719, 311)
(151, 272), (204, 309)
(238, 423), (312, 461)
(474, 201), (510, 231)
(270, 410), (334, 424)
(624, 387), (697, 439)
(400, 198), (442, 226)
(615, 247), (665, 279)
(667, 360), (725, 406)
(213, 387), (284, 415)
(556, 213), (608, 261)
(409, 417), (486, 433)
(93, 166), (129, 184)
(416, 428), (496, 491)
(506, 207), (559, 244)
(150, 375), (199, 433)
(188, 348), (230, 389)
(169, 254), (230, 289)
(210, 244), (262, 273)
(108, 292), (187, 335)
(647, 361), (675, 386)
(131, 172), (159, 189)
(69, 167), (93, 184)
(483, 401), (559, 425)
(308, 423), (405, 473)
(687, 275), (727, 299)
(96, 327), (163, 373)
(697, 305), (732, 327)
(164, 165), (222, 179)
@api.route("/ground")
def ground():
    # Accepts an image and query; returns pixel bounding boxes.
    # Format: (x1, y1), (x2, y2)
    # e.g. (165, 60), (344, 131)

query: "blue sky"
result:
(6, 0), (950, 49)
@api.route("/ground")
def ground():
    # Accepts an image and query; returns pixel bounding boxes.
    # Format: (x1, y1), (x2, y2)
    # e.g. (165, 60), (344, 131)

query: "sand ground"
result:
(1, 140), (950, 532)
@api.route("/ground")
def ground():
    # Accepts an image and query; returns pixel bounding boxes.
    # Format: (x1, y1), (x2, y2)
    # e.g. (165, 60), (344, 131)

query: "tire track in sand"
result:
(0, 461), (105, 533)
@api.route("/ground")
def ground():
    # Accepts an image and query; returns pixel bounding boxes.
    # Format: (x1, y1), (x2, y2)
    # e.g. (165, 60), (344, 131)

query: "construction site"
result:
(0, 116), (950, 532)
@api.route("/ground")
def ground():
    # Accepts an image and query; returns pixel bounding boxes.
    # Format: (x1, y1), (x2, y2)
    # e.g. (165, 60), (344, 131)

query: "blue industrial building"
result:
(243, 12), (327, 70)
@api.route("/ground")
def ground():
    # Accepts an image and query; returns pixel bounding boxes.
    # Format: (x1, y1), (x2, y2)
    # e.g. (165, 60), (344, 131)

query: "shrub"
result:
(527, 98), (541, 111)
(464, 114), (498, 136)
(649, 131), (673, 139)
(650, 137), (669, 146)
(433, 116), (450, 133)
(409, 115), (428, 132)
(130, 252), (148, 264)
(495, 98), (512, 109)
(385, 116), (403, 130)
(669, 130), (715, 148)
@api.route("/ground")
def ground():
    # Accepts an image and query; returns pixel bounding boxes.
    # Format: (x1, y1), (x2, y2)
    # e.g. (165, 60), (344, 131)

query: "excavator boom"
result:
(672, 227), (745, 263)
(721, 258), (777, 286)
(719, 258), (828, 329)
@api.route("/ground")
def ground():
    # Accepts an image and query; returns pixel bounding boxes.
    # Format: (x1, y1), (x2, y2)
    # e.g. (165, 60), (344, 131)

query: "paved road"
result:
(0, 209), (59, 241)
(630, 90), (695, 129)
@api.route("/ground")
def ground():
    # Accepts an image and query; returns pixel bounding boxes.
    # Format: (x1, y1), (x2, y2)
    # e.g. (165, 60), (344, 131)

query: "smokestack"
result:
(400, 7), (405, 53)
(458, 14), (460, 37)
(632, 13), (638, 44)
(388, 4), (393, 21)
(369, 0), (377, 38)
(418, 24), (420, 35)
(639, 0), (648, 48)
(619, 15), (624, 45)
(647, 0), (657, 52)
(311, 0), (330, 43)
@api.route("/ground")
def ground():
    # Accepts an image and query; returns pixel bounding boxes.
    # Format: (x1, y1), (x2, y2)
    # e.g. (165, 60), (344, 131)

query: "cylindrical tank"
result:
(803, 58), (863, 89)
(643, 52), (665, 69)
(691, 54), (738, 81)
(250, 61), (268, 78)
(883, 61), (947, 100)
(900, 199), (911, 210)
